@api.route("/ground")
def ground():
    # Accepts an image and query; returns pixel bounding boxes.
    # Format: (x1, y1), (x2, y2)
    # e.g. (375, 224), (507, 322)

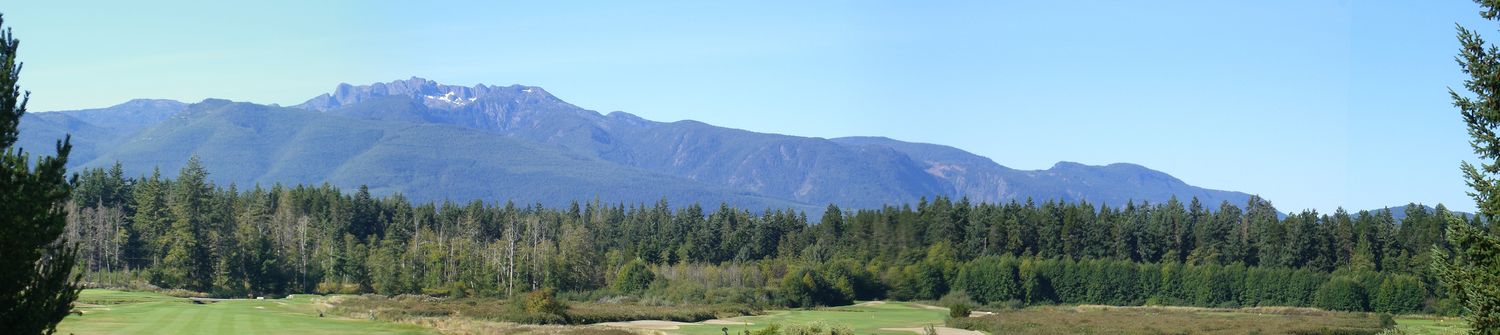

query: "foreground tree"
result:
(1440, 1), (1500, 332)
(0, 14), (81, 335)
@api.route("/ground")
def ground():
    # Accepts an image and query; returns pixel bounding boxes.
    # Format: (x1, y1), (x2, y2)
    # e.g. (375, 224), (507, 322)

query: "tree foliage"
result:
(611, 258), (654, 294)
(1314, 277), (1369, 312)
(0, 14), (80, 335)
(1443, 0), (1500, 332)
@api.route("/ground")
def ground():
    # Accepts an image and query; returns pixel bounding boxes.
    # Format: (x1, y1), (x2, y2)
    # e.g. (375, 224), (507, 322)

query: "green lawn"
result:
(58, 290), (432, 335)
(675, 302), (948, 335)
(1395, 317), (1469, 335)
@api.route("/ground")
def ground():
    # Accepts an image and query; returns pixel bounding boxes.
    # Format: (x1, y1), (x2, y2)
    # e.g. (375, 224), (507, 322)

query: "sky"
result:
(0, 1), (1488, 213)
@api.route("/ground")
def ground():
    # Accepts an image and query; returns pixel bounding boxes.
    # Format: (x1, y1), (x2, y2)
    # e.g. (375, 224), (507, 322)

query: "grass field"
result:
(1394, 316), (1469, 335)
(57, 289), (432, 335)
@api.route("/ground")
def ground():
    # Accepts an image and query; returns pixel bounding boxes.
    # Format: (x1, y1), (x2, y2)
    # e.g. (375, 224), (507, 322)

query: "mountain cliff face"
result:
(19, 77), (1259, 212)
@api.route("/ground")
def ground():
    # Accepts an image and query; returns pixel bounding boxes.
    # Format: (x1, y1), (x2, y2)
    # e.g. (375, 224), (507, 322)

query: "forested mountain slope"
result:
(21, 77), (1257, 211)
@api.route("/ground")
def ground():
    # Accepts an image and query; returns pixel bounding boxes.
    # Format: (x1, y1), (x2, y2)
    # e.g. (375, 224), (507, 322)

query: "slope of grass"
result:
(58, 289), (432, 335)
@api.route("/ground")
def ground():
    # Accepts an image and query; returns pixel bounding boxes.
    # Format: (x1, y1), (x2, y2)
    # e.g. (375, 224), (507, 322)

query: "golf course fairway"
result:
(57, 289), (431, 335)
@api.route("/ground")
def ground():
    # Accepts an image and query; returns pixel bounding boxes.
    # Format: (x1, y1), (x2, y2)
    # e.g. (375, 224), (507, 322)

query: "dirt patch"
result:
(881, 327), (983, 335)
(76, 307), (111, 314)
(910, 303), (948, 311)
(595, 320), (694, 330)
(406, 317), (647, 335)
(853, 301), (887, 307)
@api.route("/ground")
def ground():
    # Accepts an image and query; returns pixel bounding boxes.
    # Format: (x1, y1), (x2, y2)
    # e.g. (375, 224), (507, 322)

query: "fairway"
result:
(58, 290), (432, 335)
(671, 301), (952, 335)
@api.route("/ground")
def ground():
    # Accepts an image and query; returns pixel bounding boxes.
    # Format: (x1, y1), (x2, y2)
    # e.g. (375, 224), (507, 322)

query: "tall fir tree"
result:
(160, 156), (214, 291)
(0, 13), (81, 335)
(1437, 1), (1500, 332)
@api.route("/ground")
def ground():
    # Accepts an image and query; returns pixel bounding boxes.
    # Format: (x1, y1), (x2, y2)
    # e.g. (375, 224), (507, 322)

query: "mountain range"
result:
(18, 77), (1260, 214)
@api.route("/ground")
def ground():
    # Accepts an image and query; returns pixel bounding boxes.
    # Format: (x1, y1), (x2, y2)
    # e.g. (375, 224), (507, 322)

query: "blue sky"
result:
(2, 1), (1487, 213)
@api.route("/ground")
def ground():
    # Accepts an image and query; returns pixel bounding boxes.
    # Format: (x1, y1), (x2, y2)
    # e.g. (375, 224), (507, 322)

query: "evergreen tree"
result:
(1441, 1), (1500, 331)
(160, 157), (214, 291)
(0, 14), (80, 335)
(131, 168), (169, 271)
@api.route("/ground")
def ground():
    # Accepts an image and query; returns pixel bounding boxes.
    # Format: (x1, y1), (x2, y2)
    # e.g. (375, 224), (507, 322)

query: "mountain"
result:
(1362, 204), (1473, 222)
(831, 136), (1251, 207)
(19, 77), (1262, 213)
(16, 99), (186, 164)
(292, 78), (952, 209)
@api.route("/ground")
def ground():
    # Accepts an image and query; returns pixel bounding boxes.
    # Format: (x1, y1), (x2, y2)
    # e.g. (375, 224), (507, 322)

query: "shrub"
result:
(751, 324), (782, 335)
(612, 259), (655, 294)
(1314, 278), (1368, 312)
(948, 302), (972, 319)
(782, 321), (854, 335)
(522, 287), (569, 320)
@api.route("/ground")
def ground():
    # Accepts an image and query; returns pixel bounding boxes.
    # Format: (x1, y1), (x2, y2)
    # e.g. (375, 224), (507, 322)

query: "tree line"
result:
(59, 157), (1491, 315)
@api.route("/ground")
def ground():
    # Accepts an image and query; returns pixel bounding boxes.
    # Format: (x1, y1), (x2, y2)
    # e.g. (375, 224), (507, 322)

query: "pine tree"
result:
(1439, 1), (1500, 332)
(0, 13), (81, 335)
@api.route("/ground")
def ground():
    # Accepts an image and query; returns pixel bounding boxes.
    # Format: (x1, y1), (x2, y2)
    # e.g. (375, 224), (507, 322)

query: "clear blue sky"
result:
(2, 1), (1488, 213)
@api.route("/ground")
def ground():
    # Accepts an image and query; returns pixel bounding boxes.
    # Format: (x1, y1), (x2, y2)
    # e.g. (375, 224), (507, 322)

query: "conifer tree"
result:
(1437, 1), (1500, 332)
(0, 13), (80, 335)
(161, 157), (214, 291)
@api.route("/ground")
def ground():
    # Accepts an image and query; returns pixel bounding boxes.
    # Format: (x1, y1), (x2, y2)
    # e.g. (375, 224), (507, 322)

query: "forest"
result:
(60, 157), (1486, 318)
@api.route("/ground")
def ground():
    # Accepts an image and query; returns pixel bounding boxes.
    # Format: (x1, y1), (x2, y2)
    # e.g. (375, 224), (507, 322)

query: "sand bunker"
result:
(596, 320), (695, 330)
(910, 303), (947, 311)
(881, 327), (984, 335)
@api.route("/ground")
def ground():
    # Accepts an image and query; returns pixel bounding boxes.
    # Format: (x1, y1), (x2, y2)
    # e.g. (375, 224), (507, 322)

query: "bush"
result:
(751, 324), (782, 335)
(521, 287), (569, 320)
(781, 321), (855, 335)
(948, 302), (972, 319)
(1377, 313), (1396, 329)
(612, 258), (655, 294)
(1314, 278), (1368, 312)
